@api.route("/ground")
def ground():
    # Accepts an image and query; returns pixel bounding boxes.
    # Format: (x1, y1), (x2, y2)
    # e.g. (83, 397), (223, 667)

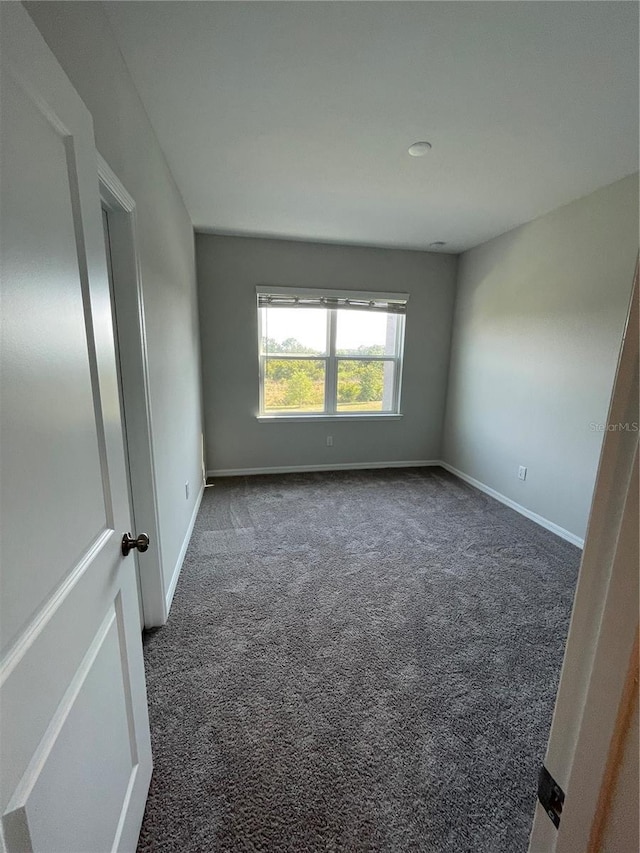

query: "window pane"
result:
(336, 360), (396, 412)
(264, 358), (326, 413)
(261, 307), (328, 355)
(336, 310), (399, 356)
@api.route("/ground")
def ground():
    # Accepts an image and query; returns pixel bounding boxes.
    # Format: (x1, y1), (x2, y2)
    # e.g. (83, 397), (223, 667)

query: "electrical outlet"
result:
(326, 435), (333, 447)
(185, 481), (190, 499)
(518, 466), (527, 481)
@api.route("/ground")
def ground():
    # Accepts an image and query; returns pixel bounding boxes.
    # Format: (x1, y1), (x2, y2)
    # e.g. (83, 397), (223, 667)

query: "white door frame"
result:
(98, 155), (168, 628)
(528, 264), (639, 851)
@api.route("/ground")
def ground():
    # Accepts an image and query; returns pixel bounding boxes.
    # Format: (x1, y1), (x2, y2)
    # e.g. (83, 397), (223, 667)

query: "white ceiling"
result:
(105, 1), (638, 253)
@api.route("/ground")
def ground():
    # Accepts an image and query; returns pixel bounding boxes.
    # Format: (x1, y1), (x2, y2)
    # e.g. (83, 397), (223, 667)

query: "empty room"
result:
(1, 2), (638, 852)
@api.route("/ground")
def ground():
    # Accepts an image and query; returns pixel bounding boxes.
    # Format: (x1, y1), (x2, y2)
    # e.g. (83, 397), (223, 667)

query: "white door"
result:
(0, 5), (152, 852)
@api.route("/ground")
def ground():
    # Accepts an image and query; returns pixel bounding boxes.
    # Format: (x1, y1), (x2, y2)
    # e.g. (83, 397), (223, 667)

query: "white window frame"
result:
(256, 286), (408, 421)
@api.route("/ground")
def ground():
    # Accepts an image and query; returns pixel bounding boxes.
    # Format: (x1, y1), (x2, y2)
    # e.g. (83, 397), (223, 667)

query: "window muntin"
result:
(258, 289), (407, 418)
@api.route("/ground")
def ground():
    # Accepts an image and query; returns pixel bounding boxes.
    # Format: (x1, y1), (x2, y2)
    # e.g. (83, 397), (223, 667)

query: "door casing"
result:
(98, 155), (168, 628)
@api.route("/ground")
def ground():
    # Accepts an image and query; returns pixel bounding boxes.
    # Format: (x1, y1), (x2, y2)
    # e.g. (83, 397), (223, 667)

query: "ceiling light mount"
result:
(429, 241), (447, 248)
(408, 141), (432, 157)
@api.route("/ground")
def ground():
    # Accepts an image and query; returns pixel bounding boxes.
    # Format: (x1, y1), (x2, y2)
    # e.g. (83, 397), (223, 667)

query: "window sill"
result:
(257, 414), (403, 423)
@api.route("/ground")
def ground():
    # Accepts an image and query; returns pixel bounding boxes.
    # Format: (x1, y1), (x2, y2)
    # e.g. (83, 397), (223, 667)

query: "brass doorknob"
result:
(121, 532), (150, 556)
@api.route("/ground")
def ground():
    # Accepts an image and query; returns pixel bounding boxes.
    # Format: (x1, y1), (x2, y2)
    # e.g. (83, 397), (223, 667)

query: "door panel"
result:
(0, 5), (152, 851)
(0, 65), (109, 652)
(4, 596), (138, 853)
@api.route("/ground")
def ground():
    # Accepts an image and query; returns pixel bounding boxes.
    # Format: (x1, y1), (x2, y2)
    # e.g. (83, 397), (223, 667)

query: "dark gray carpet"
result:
(137, 467), (580, 853)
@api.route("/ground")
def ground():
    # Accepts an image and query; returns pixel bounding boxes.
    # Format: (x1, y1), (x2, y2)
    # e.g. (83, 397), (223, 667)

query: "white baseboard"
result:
(439, 462), (584, 548)
(204, 459), (583, 548)
(207, 460), (441, 478)
(165, 481), (204, 613)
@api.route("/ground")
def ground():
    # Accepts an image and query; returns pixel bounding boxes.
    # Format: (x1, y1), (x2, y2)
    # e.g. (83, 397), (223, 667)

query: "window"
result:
(257, 287), (408, 418)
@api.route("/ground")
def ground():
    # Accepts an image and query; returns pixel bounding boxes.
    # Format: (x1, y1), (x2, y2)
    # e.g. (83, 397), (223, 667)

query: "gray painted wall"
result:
(27, 2), (204, 598)
(443, 174), (639, 541)
(196, 235), (457, 472)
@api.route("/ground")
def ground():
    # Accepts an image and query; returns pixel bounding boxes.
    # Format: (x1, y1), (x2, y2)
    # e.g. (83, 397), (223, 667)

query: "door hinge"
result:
(538, 765), (565, 828)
